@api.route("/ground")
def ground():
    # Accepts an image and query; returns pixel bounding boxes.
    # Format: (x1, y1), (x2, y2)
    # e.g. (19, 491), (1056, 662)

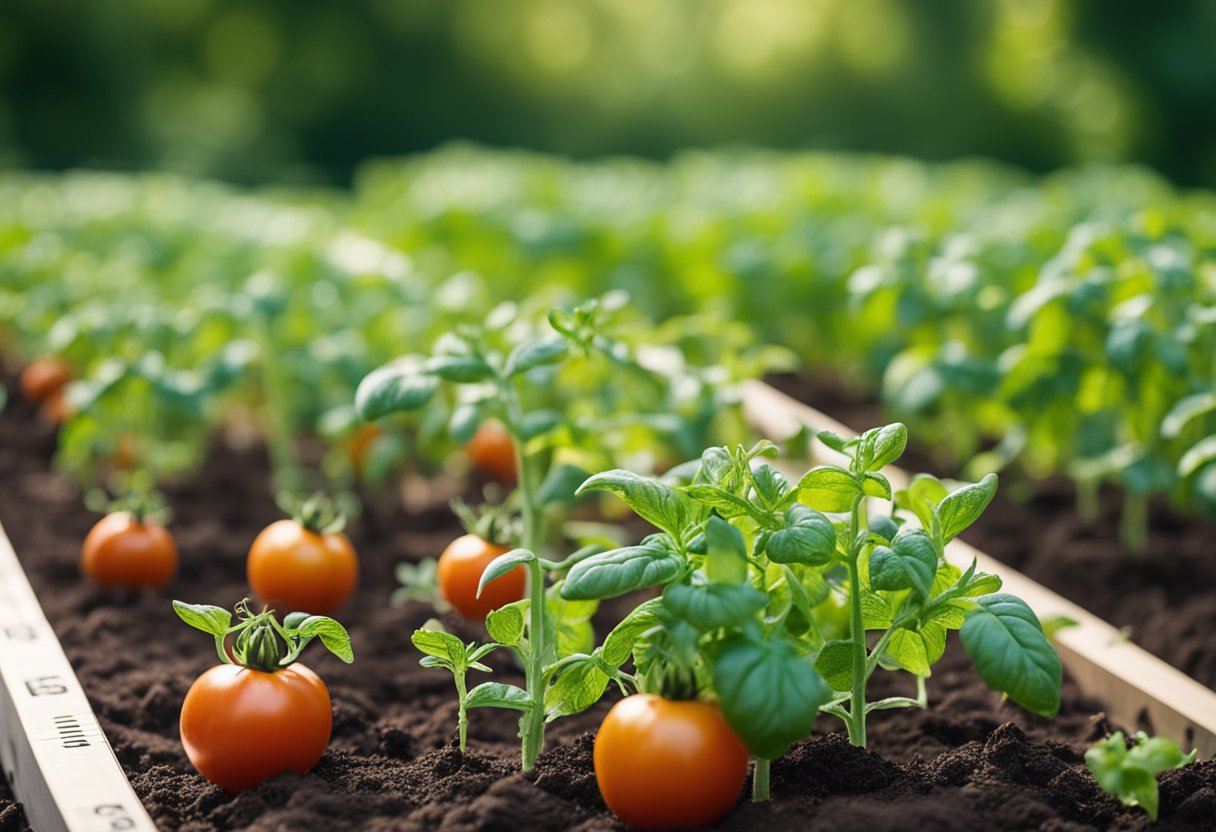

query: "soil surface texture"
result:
(767, 372), (1216, 692)
(2, 371), (1215, 830)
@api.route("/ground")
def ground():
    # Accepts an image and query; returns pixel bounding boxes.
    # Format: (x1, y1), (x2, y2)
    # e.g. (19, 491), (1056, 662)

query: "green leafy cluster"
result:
(173, 598), (354, 671)
(1085, 731), (1197, 820)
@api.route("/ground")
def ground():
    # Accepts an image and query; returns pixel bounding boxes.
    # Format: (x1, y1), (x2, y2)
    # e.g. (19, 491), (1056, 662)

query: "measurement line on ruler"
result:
(0, 518), (158, 832)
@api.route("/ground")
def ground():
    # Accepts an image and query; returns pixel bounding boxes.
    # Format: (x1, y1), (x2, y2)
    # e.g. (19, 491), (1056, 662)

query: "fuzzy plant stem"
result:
(752, 758), (772, 801)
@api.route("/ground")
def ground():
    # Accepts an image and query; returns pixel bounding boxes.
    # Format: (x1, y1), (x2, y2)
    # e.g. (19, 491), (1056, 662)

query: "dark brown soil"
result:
(767, 372), (1216, 692)
(2, 374), (1215, 830)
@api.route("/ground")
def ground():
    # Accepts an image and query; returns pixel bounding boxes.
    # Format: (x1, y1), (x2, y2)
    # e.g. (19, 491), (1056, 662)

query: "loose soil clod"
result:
(2, 372), (1215, 830)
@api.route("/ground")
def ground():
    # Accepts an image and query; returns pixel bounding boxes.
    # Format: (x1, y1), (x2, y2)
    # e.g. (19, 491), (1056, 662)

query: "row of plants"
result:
(349, 146), (1216, 550)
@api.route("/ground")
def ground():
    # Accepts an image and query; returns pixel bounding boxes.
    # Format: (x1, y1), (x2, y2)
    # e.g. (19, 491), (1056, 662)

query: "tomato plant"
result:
(594, 693), (749, 830)
(173, 599), (354, 791)
(247, 493), (359, 615)
(1086, 731), (1196, 819)
(80, 490), (177, 589)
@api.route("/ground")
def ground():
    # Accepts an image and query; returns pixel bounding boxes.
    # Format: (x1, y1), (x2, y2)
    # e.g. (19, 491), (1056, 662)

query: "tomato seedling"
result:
(410, 621), (502, 753)
(173, 599), (354, 791)
(247, 492), (359, 616)
(81, 489), (177, 590)
(1086, 731), (1196, 820)
(552, 423), (1061, 805)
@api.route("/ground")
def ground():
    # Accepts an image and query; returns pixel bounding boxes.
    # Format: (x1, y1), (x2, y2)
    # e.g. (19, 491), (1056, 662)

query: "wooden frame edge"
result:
(741, 378), (1216, 759)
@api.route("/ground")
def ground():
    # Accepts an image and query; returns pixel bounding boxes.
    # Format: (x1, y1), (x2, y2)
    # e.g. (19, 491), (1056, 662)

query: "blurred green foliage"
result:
(2, 0), (1215, 186)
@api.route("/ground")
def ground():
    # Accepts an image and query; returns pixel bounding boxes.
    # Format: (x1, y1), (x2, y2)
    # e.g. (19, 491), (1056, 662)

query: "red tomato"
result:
(81, 512), (178, 589)
(247, 519), (358, 615)
(436, 534), (526, 619)
(595, 694), (749, 830)
(20, 357), (71, 403)
(180, 663), (332, 791)
(466, 421), (517, 483)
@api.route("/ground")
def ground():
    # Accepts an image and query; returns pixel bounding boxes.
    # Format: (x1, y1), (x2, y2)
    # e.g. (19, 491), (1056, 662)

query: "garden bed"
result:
(2, 378), (1216, 830)
(767, 373), (1216, 693)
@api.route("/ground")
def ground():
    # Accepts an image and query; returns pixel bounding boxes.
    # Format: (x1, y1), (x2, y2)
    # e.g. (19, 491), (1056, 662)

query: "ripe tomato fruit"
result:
(247, 519), (358, 615)
(466, 420), (517, 483)
(595, 694), (749, 830)
(81, 512), (178, 589)
(180, 663), (332, 792)
(20, 357), (71, 403)
(436, 533), (526, 619)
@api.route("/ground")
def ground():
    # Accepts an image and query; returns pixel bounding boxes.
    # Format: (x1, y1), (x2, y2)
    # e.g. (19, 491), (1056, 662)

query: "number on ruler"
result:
(94, 803), (137, 830)
(53, 714), (90, 749)
(24, 675), (68, 697)
(1, 625), (37, 641)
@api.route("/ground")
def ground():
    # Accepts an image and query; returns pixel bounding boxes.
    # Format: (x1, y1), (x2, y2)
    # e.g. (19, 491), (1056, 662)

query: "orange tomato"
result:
(40, 387), (74, 424)
(20, 357), (71, 403)
(81, 512), (178, 589)
(594, 694), (749, 830)
(466, 420), (517, 483)
(247, 519), (358, 615)
(180, 663), (332, 791)
(436, 534), (526, 619)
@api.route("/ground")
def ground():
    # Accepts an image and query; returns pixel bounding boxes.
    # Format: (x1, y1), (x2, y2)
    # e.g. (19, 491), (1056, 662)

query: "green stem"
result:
(845, 496), (868, 748)
(502, 377), (547, 771)
(1076, 477), (1100, 522)
(1120, 490), (1149, 555)
(455, 672), (469, 752)
(752, 758), (771, 802)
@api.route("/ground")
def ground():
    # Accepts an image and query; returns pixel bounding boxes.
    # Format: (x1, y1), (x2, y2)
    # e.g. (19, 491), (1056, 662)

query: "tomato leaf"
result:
(600, 598), (664, 667)
(505, 337), (569, 377)
(766, 504), (836, 565)
(425, 354), (493, 383)
(1085, 731), (1197, 820)
(355, 364), (439, 419)
(467, 682), (532, 712)
(859, 423), (907, 472)
(173, 601), (232, 636)
(477, 548), (536, 598)
(561, 543), (682, 600)
(704, 515), (748, 584)
(544, 662), (609, 721)
(868, 529), (937, 598)
(486, 602), (527, 646)
(960, 594), (1062, 716)
(814, 639), (855, 691)
(713, 635), (831, 759)
(578, 470), (688, 538)
(683, 484), (757, 520)
(411, 629), (467, 667)
(298, 616), (354, 663)
(663, 582), (767, 630)
(796, 466), (862, 512)
(938, 473), (998, 542)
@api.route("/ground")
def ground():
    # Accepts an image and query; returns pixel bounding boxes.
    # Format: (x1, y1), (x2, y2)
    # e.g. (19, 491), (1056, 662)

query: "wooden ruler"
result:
(0, 519), (157, 832)
(743, 379), (1216, 759)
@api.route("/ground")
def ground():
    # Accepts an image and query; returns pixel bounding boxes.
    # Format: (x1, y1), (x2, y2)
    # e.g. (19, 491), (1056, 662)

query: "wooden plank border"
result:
(741, 378), (1216, 760)
(0, 518), (157, 832)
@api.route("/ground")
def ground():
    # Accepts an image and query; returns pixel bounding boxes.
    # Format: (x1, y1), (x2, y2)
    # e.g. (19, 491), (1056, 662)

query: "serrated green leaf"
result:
(884, 622), (946, 677)
(173, 601), (232, 636)
(663, 582), (767, 630)
(766, 504), (836, 565)
(960, 594), (1062, 717)
(544, 662), (609, 721)
(412, 629), (467, 665)
(601, 598), (663, 667)
(562, 543), (682, 600)
(297, 615), (355, 663)
(861, 592), (893, 629)
(486, 602), (526, 646)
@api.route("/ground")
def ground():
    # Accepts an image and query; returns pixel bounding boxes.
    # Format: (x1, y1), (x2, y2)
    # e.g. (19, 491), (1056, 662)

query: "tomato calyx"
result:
(174, 597), (355, 671)
(84, 480), (172, 526)
(450, 494), (519, 548)
(276, 491), (347, 535)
